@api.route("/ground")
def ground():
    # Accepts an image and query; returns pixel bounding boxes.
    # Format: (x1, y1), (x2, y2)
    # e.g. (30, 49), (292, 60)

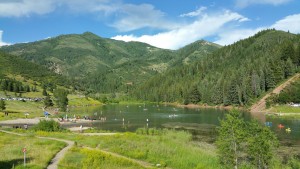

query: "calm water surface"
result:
(70, 104), (300, 143)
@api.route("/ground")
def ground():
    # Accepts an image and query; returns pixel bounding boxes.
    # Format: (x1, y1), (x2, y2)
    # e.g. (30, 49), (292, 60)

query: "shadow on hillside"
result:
(0, 158), (32, 169)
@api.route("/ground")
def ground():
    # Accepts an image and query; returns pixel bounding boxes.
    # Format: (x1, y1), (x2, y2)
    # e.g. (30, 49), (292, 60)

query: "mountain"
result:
(1, 32), (220, 93)
(0, 51), (68, 86)
(134, 29), (300, 106)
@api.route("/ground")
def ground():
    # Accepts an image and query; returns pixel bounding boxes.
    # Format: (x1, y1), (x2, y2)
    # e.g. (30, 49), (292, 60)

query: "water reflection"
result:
(70, 104), (300, 143)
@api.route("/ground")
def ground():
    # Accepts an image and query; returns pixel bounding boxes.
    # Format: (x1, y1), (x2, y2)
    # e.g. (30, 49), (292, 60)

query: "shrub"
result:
(32, 119), (62, 132)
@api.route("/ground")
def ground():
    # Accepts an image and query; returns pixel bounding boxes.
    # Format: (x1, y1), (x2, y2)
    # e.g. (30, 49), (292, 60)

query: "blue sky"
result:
(0, 0), (300, 49)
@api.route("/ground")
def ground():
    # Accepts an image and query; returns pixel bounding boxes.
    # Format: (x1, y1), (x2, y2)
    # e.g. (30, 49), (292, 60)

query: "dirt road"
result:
(250, 73), (300, 114)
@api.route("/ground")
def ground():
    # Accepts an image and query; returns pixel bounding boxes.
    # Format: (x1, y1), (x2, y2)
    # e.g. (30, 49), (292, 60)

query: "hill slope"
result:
(2, 32), (220, 93)
(134, 29), (300, 106)
(0, 51), (68, 86)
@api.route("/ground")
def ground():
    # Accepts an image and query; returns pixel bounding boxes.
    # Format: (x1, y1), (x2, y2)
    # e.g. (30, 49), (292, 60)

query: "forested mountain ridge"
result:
(134, 29), (300, 106)
(1, 32), (220, 93)
(0, 51), (68, 87)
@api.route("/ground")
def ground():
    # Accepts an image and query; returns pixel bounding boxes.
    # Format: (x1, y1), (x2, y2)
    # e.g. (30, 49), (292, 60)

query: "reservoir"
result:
(71, 104), (300, 144)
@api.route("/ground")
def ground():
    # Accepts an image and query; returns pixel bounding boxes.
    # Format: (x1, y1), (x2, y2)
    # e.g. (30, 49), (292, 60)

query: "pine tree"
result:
(228, 82), (239, 105)
(188, 86), (201, 104)
(25, 85), (31, 92)
(53, 89), (68, 112)
(216, 110), (246, 169)
(0, 99), (6, 111)
(1, 80), (7, 91)
(13, 83), (19, 93)
(44, 95), (54, 107)
(265, 67), (276, 90)
(280, 41), (295, 61)
(42, 87), (48, 96)
(284, 58), (295, 78)
(246, 120), (279, 168)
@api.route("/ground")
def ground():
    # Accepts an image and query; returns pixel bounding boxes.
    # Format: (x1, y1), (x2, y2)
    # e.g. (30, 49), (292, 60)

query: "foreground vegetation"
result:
(59, 147), (148, 169)
(0, 131), (66, 169)
(1, 119), (300, 169)
(32, 129), (219, 169)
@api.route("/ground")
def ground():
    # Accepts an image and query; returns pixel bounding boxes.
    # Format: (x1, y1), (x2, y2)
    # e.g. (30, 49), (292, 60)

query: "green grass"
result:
(0, 93), (102, 121)
(97, 131), (219, 169)
(269, 105), (300, 113)
(0, 132), (66, 169)
(68, 94), (102, 107)
(58, 147), (148, 169)
(267, 105), (300, 119)
(34, 129), (220, 169)
(0, 101), (43, 121)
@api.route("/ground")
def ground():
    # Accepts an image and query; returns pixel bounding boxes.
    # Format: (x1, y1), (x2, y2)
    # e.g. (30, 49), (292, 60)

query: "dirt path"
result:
(0, 130), (161, 169)
(84, 145), (172, 169)
(250, 73), (300, 114)
(0, 129), (74, 169)
(44, 138), (74, 169)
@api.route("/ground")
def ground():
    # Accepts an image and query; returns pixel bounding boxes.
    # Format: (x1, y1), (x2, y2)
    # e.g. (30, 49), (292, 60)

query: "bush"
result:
(135, 128), (162, 135)
(32, 119), (62, 132)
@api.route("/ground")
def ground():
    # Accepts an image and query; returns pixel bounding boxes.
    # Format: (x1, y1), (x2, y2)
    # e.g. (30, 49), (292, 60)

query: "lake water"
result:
(70, 104), (300, 144)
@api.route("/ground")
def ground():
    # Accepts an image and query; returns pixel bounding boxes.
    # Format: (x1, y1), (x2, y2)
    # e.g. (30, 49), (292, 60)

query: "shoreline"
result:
(169, 103), (245, 111)
(0, 117), (102, 127)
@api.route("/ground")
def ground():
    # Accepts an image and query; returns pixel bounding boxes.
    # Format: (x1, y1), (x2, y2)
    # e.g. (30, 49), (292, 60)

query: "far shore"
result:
(0, 117), (102, 127)
(169, 103), (245, 111)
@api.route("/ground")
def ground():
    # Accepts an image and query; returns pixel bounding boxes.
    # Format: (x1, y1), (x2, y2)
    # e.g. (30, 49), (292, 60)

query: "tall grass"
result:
(96, 130), (220, 169)
(34, 129), (220, 169)
(0, 132), (66, 169)
(59, 147), (147, 169)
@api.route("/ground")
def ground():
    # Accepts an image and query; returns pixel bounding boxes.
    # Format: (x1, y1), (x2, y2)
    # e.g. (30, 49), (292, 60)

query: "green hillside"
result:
(0, 51), (68, 86)
(2, 32), (220, 93)
(134, 29), (300, 106)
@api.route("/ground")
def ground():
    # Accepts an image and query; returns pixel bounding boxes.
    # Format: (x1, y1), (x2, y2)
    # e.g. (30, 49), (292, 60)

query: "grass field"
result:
(68, 94), (101, 107)
(0, 93), (102, 121)
(34, 129), (220, 169)
(0, 101), (43, 121)
(58, 147), (148, 169)
(267, 105), (300, 119)
(0, 131), (66, 169)
(269, 105), (300, 113)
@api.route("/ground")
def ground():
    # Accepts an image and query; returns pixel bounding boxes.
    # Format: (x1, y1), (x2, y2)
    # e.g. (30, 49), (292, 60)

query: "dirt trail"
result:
(0, 130), (74, 169)
(84, 145), (172, 169)
(0, 130), (161, 169)
(250, 73), (300, 114)
(44, 138), (74, 169)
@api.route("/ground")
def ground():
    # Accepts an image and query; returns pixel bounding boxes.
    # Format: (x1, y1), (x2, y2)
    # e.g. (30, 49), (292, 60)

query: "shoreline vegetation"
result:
(1, 123), (299, 169)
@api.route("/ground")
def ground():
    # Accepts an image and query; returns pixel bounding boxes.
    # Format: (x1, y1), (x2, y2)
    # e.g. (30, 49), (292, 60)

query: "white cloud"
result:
(214, 28), (264, 45)
(235, 0), (292, 8)
(0, 30), (10, 46)
(180, 7), (207, 17)
(111, 3), (179, 32)
(0, 0), (175, 32)
(0, 0), (118, 17)
(112, 10), (249, 49)
(214, 13), (300, 46)
(0, 0), (56, 17)
(271, 14), (300, 34)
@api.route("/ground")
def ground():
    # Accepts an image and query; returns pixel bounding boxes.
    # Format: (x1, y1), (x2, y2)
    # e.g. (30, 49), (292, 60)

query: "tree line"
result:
(133, 30), (300, 106)
(0, 78), (35, 93)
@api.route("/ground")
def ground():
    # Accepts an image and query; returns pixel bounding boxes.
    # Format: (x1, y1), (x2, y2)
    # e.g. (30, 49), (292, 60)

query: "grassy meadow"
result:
(0, 91), (101, 121)
(33, 129), (220, 169)
(268, 105), (300, 113)
(58, 147), (148, 169)
(267, 105), (300, 119)
(0, 131), (66, 169)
